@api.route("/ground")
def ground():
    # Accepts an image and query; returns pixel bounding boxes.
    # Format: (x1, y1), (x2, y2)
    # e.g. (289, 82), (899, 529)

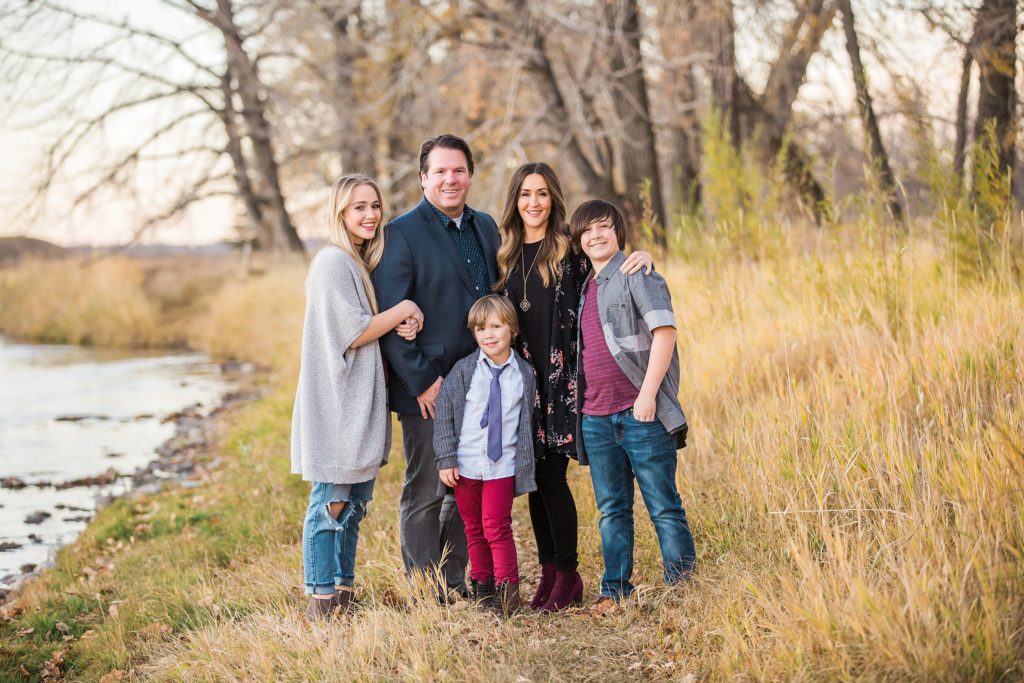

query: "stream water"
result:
(0, 336), (233, 587)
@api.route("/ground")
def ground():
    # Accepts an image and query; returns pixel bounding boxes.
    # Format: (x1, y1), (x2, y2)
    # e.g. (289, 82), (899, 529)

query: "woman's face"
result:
(517, 173), (552, 234)
(342, 184), (382, 245)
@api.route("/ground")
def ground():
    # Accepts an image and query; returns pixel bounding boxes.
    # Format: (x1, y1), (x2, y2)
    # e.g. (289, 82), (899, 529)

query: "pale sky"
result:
(0, 1), (974, 247)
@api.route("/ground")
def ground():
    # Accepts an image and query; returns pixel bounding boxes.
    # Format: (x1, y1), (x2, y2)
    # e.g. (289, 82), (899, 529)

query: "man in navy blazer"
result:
(371, 134), (500, 598)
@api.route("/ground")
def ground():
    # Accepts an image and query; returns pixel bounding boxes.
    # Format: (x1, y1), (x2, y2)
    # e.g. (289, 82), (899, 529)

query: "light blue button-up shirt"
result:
(456, 350), (523, 480)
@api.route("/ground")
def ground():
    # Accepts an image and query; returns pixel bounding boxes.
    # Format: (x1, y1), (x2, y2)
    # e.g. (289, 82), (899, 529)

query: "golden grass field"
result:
(0, 220), (1022, 681)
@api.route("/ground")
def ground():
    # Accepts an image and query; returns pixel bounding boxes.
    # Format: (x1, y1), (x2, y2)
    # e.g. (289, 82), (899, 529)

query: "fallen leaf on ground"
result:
(39, 649), (65, 680)
(17, 626), (34, 636)
(100, 669), (126, 682)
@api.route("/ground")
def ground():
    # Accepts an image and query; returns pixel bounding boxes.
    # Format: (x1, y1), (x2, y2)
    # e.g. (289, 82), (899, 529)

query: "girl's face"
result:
(342, 184), (383, 245)
(474, 313), (513, 362)
(517, 173), (551, 234)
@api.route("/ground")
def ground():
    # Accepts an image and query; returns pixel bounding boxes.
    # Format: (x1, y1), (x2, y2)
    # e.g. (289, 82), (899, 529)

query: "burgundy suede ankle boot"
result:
(539, 570), (583, 612)
(529, 563), (556, 610)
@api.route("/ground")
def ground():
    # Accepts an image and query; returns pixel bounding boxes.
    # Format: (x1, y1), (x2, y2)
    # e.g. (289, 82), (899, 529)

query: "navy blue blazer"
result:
(371, 197), (500, 414)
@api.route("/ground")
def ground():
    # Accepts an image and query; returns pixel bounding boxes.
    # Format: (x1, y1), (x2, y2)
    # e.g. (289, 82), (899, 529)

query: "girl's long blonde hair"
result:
(494, 162), (569, 291)
(328, 174), (390, 313)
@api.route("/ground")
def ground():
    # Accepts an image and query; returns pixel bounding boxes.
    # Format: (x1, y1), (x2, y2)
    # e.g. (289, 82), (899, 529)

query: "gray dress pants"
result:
(397, 412), (468, 593)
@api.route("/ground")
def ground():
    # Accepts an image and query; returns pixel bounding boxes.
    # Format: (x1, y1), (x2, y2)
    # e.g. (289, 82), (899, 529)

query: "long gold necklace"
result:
(519, 242), (543, 312)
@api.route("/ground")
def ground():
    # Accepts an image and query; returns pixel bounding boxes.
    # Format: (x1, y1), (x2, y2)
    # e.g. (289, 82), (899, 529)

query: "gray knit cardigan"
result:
(433, 350), (538, 497)
(290, 247), (391, 484)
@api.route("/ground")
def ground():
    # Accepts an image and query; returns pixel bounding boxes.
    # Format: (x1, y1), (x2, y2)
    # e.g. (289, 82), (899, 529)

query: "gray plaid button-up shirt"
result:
(574, 250), (688, 462)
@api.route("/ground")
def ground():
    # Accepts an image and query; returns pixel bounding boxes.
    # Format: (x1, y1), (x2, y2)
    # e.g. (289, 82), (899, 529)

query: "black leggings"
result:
(528, 451), (579, 571)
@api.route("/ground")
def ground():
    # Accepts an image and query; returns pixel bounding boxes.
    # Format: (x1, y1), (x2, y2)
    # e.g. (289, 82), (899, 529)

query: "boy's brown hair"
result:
(467, 294), (519, 337)
(569, 199), (629, 249)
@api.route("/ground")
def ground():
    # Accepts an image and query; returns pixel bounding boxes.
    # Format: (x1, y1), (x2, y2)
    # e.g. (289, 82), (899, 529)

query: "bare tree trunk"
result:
(699, 0), (741, 142)
(324, 5), (374, 175)
(659, 1), (702, 214)
(954, 46), (973, 180)
(219, 70), (270, 247)
(604, 0), (668, 247)
(760, 0), (838, 143)
(527, 30), (619, 202)
(207, 0), (304, 252)
(839, 0), (903, 221)
(971, 0), (1017, 201)
(697, 0), (833, 222)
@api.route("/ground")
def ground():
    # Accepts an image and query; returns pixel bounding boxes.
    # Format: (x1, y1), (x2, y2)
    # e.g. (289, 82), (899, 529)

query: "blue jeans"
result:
(302, 479), (375, 595)
(582, 409), (695, 599)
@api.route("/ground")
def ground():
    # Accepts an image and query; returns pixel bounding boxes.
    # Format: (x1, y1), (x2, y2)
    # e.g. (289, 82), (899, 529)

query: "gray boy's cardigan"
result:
(290, 247), (391, 484)
(433, 350), (538, 497)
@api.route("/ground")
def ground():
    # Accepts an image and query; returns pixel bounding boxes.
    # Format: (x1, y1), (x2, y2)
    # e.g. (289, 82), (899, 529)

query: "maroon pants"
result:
(453, 476), (519, 584)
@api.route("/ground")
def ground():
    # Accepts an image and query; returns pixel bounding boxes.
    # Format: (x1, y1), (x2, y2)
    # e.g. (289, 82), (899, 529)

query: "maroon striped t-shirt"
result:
(580, 278), (639, 416)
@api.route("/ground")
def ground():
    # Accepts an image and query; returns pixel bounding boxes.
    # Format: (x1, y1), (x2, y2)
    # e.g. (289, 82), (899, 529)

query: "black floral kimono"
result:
(504, 247), (591, 457)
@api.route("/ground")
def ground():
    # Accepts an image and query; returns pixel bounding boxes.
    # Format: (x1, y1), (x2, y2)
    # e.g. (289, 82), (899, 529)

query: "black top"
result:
(504, 239), (592, 456)
(507, 240), (555, 398)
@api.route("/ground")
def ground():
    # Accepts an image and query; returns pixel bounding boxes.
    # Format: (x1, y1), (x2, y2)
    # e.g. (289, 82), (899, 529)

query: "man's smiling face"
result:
(421, 147), (472, 219)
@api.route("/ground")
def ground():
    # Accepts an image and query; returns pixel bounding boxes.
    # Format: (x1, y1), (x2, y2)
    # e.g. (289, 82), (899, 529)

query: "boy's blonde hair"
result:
(467, 294), (519, 337)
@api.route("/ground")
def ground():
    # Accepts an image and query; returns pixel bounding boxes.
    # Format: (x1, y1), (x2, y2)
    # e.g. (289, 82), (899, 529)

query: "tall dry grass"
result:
(0, 254), (305, 378)
(2, 228), (1022, 680)
(186, 260), (306, 378)
(0, 257), (166, 347)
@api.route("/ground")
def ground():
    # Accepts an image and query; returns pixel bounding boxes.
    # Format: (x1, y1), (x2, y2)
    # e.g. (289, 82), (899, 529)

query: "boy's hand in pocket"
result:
(633, 394), (657, 422)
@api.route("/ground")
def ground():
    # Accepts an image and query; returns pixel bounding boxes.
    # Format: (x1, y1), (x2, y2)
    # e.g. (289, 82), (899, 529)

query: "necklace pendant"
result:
(520, 298), (531, 312)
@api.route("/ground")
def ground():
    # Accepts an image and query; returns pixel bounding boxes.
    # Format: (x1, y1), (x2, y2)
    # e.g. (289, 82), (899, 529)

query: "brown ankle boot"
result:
(305, 594), (343, 621)
(491, 581), (522, 617)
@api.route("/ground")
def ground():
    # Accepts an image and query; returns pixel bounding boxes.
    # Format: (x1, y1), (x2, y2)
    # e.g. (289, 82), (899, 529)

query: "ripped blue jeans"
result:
(302, 479), (375, 595)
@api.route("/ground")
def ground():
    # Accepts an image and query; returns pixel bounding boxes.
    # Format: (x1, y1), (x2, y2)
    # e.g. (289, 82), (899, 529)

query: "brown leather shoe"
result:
(490, 581), (522, 617)
(304, 591), (354, 621)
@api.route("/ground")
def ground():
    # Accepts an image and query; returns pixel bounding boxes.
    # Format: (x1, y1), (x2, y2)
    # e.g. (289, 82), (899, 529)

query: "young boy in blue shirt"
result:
(570, 199), (695, 606)
(434, 294), (538, 615)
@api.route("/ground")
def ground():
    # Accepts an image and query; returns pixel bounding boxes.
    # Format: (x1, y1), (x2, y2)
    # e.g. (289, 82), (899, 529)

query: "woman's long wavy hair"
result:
(327, 174), (389, 313)
(494, 162), (570, 291)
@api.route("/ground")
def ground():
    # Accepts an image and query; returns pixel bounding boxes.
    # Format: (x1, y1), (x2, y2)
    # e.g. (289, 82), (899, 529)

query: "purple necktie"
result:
(479, 363), (507, 462)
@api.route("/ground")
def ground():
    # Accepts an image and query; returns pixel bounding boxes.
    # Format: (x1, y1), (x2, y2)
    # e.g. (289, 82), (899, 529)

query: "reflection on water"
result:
(0, 336), (233, 587)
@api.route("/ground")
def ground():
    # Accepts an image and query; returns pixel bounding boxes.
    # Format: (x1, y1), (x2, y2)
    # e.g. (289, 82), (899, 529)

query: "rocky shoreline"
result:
(0, 378), (261, 603)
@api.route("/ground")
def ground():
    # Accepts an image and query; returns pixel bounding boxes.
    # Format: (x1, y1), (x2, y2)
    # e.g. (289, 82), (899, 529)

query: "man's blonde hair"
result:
(467, 294), (519, 337)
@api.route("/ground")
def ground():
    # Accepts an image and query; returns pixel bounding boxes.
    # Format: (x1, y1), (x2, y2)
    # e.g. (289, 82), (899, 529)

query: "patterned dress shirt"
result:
(430, 204), (490, 296)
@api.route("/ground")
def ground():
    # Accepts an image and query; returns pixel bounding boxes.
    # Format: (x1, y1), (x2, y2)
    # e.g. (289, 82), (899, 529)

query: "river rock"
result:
(55, 469), (119, 490)
(24, 511), (51, 525)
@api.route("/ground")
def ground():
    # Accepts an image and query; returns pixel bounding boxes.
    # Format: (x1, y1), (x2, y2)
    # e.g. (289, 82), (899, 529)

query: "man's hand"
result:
(416, 376), (444, 419)
(633, 393), (657, 422)
(439, 467), (460, 488)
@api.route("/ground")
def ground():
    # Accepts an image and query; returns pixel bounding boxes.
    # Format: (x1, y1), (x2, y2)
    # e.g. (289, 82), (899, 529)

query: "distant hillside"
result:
(0, 236), (66, 264)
